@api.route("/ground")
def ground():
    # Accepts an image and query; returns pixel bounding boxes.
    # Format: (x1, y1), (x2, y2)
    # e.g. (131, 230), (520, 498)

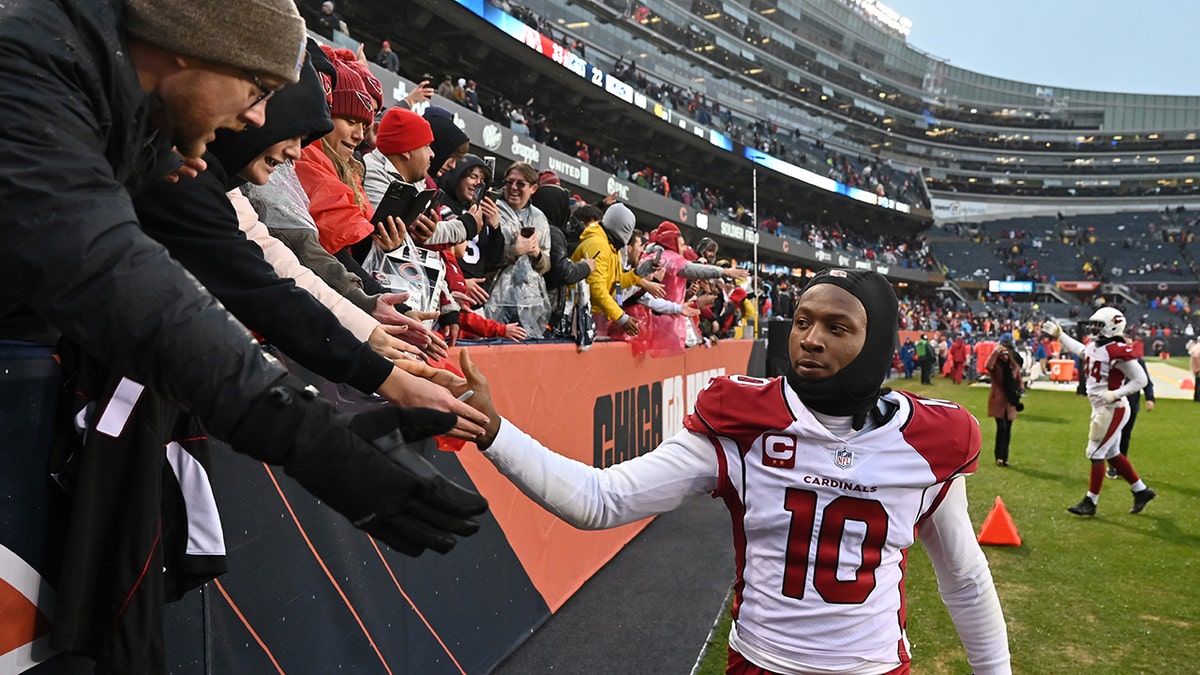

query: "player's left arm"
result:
(918, 478), (1012, 674)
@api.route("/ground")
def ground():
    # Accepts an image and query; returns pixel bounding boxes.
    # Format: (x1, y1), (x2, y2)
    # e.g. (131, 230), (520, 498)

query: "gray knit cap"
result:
(126, 0), (307, 84)
(601, 203), (636, 246)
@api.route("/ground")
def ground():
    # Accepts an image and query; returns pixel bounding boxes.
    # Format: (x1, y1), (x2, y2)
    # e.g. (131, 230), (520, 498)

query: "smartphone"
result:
(374, 181), (436, 227)
(485, 187), (504, 202)
(520, 226), (536, 238)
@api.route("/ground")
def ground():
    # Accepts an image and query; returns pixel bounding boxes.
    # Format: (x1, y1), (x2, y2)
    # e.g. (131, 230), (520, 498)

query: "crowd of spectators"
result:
(298, 5), (1197, 356)
(302, 0), (944, 282)
(473, 82), (937, 271)
(459, 0), (1200, 205)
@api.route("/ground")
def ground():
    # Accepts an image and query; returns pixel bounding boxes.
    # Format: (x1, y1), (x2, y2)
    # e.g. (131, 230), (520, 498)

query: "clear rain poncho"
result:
(481, 199), (552, 338)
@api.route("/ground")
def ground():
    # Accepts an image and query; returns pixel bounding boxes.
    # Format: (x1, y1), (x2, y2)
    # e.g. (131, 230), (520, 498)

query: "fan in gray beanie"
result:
(125, 0), (307, 84)
(601, 203), (636, 249)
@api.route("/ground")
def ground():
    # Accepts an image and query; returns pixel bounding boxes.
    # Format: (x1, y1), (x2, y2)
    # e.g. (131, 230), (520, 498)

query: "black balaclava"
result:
(785, 268), (898, 428)
(207, 39), (334, 190)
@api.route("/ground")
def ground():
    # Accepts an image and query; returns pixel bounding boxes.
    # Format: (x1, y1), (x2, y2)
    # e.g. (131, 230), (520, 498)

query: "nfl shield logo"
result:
(835, 445), (854, 469)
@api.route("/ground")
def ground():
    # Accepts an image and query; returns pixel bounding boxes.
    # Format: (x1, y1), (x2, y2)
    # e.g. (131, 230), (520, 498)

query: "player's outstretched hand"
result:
(1041, 319), (1062, 338)
(458, 349), (502, 448)
(228, 376), (488, 556)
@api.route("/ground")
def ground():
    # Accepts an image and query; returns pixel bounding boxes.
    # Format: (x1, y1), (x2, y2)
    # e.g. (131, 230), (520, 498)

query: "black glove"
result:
(227, 375), (488, 556)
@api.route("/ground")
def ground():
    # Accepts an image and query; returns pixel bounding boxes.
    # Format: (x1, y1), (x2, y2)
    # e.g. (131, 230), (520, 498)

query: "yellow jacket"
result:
(572, 222), (641, 323)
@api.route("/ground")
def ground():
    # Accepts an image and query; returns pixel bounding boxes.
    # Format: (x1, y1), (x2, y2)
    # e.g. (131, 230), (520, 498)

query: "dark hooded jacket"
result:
(0, 2), (310, 671)
(424, 106), (470, 180)
(437, 153), (506, 278)
(530, 184), (593, 290)
(133, 51), (393, 396)
(0, 0), (285, 436)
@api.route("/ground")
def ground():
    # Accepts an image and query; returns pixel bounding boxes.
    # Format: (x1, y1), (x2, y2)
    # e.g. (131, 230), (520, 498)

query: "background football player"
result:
(1043, 308), (1156, 516)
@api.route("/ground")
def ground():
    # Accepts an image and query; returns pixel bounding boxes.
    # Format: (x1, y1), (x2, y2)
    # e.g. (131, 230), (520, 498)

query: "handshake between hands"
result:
(229, 350), (501, 558)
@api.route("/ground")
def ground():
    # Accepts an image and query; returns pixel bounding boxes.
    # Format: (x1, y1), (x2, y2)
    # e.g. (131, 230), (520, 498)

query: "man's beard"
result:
(168, 105), (241, 161)
(173, 135), (208, 160)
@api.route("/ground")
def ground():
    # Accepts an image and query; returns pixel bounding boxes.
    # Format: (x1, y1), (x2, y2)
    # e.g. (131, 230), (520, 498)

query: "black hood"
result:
(529, 184), (570, 229)
(206, 40), (334, 190)
(437, 153), (489, 207)
(785, 268), (898, 426)
(424, 111), (470, 180)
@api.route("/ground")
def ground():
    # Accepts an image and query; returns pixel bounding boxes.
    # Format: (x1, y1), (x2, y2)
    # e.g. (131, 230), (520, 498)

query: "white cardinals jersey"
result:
(1080, 338), (1136, 402)
(683, 375), (981, 668)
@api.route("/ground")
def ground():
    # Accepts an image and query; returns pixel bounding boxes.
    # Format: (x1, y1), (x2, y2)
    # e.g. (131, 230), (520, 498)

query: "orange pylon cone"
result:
(977, 496), (1022, 547)
(1182, 379), (1194, 390)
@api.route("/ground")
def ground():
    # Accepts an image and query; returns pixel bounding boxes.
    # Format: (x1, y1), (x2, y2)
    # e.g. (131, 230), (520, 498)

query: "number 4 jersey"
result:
(1081, 338), (1137, 401)
(684, 375), (982, 670)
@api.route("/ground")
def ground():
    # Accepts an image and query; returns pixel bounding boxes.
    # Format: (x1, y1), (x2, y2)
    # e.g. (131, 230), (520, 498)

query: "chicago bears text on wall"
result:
(592, 368), (725, 468)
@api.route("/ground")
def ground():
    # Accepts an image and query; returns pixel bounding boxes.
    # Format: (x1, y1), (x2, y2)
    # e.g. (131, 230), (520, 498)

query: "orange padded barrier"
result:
(452, 340), (754, 611)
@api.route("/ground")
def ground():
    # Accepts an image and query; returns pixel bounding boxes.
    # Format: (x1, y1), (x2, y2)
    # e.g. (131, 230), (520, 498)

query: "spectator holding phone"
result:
(480, 162), (553, 338)
(437, 154), (505, 306)
(358, 107), (466, 336)
(530, 182), (597, 342)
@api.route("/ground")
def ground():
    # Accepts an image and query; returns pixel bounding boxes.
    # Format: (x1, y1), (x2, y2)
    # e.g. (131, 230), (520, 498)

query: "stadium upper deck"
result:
(476, 0), (1200, 201)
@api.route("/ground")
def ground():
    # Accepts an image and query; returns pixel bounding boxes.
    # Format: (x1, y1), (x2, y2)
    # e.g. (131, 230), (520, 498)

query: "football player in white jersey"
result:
(458, 268), (1010, 674)
(1042, 308), (1156, 515)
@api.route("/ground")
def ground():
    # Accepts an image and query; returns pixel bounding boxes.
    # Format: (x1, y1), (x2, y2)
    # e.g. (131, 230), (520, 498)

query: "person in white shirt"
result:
(457, 268), (1011, 674)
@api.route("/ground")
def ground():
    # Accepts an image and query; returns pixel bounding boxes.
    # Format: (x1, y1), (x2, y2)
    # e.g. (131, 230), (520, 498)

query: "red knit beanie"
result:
(321, 45), (375, 124)
(538, 170), (560, 186)
(345, 59), (383, 111)
(375, 107), (435, 156)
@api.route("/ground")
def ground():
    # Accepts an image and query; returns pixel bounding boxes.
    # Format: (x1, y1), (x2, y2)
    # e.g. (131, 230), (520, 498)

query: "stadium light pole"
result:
(752, 160), (759, 340)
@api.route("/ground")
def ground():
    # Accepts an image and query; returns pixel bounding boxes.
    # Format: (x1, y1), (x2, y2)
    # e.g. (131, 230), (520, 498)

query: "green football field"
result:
(695, 374), (1200, 674)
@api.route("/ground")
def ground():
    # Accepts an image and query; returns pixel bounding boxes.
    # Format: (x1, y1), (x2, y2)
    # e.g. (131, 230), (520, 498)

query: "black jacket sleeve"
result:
(542, 225), (593, 289)
(480, 223), (508, 275)
(134, 166), (392, 396)
(1138, 357), (1155, 401)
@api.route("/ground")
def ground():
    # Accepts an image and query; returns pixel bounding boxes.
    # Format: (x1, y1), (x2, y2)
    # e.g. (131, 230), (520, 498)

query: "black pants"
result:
(994, 417), (1013, 463)
(919, 357), (933, 384)
(1117, 392), (1142, 457)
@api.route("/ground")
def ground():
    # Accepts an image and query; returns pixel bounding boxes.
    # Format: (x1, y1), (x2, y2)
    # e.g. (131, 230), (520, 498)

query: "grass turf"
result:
(695, 376), (1200, 674)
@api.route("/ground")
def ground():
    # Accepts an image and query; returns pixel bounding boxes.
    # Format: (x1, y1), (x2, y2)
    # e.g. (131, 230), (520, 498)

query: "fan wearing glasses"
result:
(478, 162), (553, 339)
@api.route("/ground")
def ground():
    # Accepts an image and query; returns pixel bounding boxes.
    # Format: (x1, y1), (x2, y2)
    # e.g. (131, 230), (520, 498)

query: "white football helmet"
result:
(1086, 307), (1126, 338)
